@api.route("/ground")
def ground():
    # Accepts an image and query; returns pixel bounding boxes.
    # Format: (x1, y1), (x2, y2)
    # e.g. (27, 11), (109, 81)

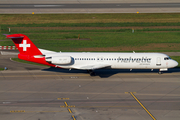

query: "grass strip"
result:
(1, 28), (133, 33)
(1, 23), (180, 29)
(1, 28), (180, 34)
(0, 68), (4, 70)
(1, 13), (180, 24)
(1, 32), (180, 52)
(11, 58), (48, 67)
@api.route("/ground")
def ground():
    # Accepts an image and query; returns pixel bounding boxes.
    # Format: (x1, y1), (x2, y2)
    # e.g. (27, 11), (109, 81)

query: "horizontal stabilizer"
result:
(39, 48), (57, 54)
(4, 34), (24, 39)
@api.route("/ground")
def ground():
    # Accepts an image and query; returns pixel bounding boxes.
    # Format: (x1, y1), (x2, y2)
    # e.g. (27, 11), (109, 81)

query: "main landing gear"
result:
(87, 70), (96, 76)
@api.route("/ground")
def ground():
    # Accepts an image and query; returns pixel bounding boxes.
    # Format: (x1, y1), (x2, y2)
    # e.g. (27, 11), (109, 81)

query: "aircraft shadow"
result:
(42, 67), (180, 78)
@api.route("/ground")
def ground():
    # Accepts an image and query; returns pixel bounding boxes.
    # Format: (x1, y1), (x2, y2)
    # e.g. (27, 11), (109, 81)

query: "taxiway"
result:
(0, 51), (180, 120)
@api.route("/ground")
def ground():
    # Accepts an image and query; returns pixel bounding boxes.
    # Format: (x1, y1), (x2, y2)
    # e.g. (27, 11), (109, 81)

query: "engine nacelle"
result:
(46, 56), (72, 64)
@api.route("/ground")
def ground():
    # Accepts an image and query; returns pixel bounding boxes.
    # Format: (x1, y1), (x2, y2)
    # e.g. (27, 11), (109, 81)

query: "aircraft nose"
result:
(172, 60), (178, 68)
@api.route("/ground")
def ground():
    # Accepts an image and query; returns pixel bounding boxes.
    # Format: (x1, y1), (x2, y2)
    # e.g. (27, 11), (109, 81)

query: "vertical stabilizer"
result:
(5, 34), (42, 56)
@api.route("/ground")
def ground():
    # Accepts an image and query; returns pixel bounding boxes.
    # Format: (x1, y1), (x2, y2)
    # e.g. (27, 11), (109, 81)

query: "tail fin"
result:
(5, 34), (42, 56)
(4, 34), (57, 67)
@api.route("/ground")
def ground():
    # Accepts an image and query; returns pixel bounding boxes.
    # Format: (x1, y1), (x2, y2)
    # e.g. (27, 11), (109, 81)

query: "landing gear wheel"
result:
(87, 70), (96, 76)
(158, 71), (163, 74)
(90, 72), (96, 76)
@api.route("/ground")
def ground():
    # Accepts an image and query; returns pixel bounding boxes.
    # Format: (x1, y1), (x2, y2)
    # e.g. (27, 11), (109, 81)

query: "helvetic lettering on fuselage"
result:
(5, 34), (178, 75)
(118, 57), (151, 63)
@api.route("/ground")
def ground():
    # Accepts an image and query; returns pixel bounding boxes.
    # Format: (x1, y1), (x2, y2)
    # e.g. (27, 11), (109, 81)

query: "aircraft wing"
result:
(73, 63), (111, 70)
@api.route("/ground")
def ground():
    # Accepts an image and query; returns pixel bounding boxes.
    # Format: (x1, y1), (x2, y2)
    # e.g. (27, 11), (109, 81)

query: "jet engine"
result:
(45, 56), (72, 64)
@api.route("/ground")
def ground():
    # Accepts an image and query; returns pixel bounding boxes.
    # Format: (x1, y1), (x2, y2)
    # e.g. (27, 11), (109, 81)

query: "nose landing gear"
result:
(87, 70), (96, 76)
(158, 68), (168, 74)
(158, 71), (163, 74)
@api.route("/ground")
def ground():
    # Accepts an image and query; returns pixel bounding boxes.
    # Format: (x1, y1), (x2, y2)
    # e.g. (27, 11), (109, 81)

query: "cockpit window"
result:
(164, 57), (171, 60)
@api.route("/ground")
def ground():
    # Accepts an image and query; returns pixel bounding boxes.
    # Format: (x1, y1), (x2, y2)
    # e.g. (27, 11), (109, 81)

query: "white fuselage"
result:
(44, 52), (178, 70)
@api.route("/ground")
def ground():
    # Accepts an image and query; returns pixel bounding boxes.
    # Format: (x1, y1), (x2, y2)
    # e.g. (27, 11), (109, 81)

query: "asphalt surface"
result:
(0, 51), (47, 70)
(1, 1), (180, 13)
(1, 3), (180, 9)
(1, 0), (180, 4)
(1, 0), (180, 118)
(0, 69), (180, 120)
(0, 51), (180, 120)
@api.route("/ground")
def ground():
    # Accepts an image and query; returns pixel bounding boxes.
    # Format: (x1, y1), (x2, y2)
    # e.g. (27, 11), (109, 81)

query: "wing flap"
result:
(73, 63), (111, 70)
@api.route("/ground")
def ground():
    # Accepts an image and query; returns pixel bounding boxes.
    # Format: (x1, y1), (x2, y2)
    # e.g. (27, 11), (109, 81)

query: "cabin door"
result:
(156, 57), (161, 66)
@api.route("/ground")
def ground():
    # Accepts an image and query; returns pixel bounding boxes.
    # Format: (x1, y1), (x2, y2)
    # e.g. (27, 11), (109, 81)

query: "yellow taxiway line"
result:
(71, 115), (76, 120)
(129, 92), (156, 120)
(68, 108), (72, 113)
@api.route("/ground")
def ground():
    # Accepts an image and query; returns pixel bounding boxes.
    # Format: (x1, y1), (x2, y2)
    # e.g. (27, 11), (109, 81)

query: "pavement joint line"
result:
(10, 110), (69, 113)
(0, 73), (178, 78)
(1, 91), (180, 96)
(129, 92), (156, 120)
(74, 106), (140, 108)
(125, 92), (136, 94)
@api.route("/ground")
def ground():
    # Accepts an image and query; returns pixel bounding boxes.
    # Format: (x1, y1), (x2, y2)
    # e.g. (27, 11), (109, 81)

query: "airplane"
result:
(4, 34), (178, 75)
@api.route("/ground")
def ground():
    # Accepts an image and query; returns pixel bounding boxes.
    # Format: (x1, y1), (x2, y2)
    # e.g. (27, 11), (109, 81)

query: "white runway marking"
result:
(34, 5), (64, 7)
(0, 51), (18, 55)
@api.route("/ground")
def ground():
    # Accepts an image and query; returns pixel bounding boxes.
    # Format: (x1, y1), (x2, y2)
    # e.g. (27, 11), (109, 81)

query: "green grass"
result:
(0, 68), (4, 70)
(1, 13), (180, 52)
(1, 22), (180, 28)
(3, 27), (180, 34)
(1, 13), (180, 25)
(1, 31), (180, 52)
(11, 58), (48, 67)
